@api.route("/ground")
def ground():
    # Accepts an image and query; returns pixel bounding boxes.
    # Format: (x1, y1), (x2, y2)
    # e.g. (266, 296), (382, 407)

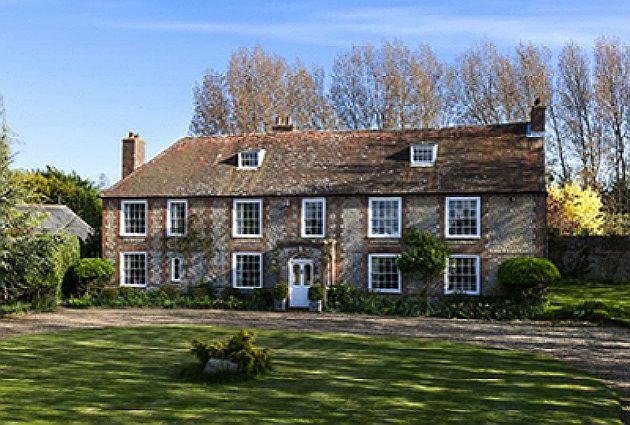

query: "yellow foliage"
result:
(547, 182), (604, 235)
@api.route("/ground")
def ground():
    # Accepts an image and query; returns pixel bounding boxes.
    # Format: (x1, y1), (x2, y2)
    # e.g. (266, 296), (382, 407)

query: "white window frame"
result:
(301, 198), (326, 238)
(166, 199), (188, 237)
(170, 255), (184, 282)
(232, 252), (263, 289)
(120, 251), (147, 288)
(120, 200), (148, 237)
(368, 197), (402, 238)
(445, 196), (481, 239)
(368, 253), (402, 294)
(444, 254), (481, 296)
(232, 199), (263, 238)
(410, 144), (438, 167)
(237, 149), (265, 169)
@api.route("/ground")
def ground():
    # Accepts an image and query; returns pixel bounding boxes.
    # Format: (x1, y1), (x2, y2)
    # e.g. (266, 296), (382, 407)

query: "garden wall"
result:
(548, 236), (630, 282)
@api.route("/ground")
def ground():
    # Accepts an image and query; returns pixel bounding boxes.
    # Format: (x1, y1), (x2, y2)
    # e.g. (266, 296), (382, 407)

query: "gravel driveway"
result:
(1, 308), (629, 423)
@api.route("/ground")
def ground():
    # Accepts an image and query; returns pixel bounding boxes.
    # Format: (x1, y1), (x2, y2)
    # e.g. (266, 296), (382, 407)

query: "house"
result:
(101, 104), (547, 306)
(17, 204), (94, 242)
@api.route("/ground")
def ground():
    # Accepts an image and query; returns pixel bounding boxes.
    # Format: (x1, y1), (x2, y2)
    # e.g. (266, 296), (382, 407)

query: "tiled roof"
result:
(17, 204), (94, 241)
(102, 123), (545, 198)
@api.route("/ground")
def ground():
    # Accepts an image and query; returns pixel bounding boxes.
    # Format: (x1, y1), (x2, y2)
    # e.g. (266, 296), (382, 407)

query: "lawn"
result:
(0, 326), (621, 425)
(546, 279), (630, 324)
(547, 280), (630, 310)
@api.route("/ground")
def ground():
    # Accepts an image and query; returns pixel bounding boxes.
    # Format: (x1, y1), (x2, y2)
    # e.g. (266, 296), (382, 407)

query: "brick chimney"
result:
(529, 98), (546, 136)
(121, 131), (145, 179)
(271, 115), (293, 132)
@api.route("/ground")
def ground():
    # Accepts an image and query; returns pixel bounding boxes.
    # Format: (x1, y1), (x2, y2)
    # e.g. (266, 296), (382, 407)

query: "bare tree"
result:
(329, 45), (383, 130)
(286, 62), (337, 130)
(555, 42), (603, 187)
(190, 69), (232, 136)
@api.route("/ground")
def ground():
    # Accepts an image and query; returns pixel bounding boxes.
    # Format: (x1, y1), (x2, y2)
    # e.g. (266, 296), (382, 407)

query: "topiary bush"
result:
(498, 257), (560, 299)
(397, 229), (449, 281)
(72, 258), (115, 297)
(191, 330), (271, 376)
(272, 282), (288, 300)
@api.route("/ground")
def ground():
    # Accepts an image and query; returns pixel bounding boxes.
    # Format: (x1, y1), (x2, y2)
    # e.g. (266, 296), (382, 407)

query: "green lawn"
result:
(0, 326), (621, 424)
(546, 279), (630, 323)
(547, 280), (630, 309)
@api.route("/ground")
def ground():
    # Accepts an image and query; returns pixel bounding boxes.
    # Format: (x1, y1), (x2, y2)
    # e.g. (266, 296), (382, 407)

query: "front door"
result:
(289, 259), (313, 308)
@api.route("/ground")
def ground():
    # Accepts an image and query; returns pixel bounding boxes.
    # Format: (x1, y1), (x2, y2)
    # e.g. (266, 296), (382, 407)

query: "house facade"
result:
(101, 106), (547, 306)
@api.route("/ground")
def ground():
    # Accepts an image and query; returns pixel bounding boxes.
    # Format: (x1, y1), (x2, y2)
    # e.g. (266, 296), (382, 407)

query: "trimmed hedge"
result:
(498, 257), (560, 289)
(72, 258), (115, 297)
(325, 282), (544, 320)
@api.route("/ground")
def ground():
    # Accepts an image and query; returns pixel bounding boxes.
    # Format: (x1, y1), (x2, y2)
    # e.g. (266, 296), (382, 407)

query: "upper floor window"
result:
(167, 200), (187, 237)
(368, 254), (401, 293)
(368, 197), (402, 238)
(121, 200), (147, 236)
(120, 252), (147, 287)
(301, 198), (326, 238)
(233, 199), (262, 238)
(232, 252), (263, 289)
(445, 197), (480, 239)
(445, 254), (480, 295)
(410, 144), (437, 167)
(238, 149), (265, 169)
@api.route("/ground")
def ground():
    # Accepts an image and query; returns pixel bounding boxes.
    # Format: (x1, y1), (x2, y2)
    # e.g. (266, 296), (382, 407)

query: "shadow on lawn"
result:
(0, 326), (621, 425)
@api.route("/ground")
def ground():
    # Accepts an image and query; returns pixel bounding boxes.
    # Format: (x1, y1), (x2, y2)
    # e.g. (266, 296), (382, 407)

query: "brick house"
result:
(101, 105), (547, 307)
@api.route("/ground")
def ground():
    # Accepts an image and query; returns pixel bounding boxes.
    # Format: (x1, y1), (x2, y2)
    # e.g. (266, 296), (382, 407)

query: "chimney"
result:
(529, 98), (546, 136)
(121, 131), (145, 179)
(271, 115), (293, 132)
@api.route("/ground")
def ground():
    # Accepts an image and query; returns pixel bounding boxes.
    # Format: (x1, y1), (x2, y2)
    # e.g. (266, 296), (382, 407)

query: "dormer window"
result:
(410, 144), (437, 167)
(238, 149), (265, 169)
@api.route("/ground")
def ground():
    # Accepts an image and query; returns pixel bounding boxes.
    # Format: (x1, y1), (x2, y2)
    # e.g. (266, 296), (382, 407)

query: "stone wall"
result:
(549, 236), (630, 282)
(102, 193), (546, 295)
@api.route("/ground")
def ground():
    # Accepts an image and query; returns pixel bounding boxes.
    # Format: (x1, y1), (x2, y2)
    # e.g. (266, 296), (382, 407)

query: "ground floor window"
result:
(368, 254), (401, 293)
(171, 256), (184, 282)
(121, 252), (147, 287)
(232, 252), (263, 289)
(445, 254), (480, 295)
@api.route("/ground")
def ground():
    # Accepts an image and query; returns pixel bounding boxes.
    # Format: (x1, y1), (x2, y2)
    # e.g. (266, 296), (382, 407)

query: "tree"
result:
(397, 229), (449, 285)
(554, 43), (602, 188)
(190, 69), (232, 136)
(547, 182), (604, 235)
(17, 166), (102, 257)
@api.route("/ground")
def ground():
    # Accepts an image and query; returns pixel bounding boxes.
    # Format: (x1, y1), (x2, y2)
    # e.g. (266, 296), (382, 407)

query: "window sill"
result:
(120, 284), (147, 288)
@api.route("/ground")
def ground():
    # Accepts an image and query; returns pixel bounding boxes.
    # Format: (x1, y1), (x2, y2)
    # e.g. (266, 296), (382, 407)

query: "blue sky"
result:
(1, 0), (628, 185)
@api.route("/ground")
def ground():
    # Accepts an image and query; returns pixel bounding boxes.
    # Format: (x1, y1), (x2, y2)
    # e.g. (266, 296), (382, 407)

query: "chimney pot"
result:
(121, 131), (146, 179)
(271, 115), (294, 132)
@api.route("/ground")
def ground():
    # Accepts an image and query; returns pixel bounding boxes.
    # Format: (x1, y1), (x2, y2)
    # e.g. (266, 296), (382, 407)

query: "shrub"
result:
(327, 282), (357, 311)
(191, 330), (271, 376)
(246, 288), (273, 310)
(272, 282), (288, 300)
(100, 287), (120, 300)
(1, 233), (80, 309)
(397, 229), (449, 281)
(308, 284), (325, 301)
(159, 284), (182, 299)
(498, 257), (560, 291)
(72, 258), (115, 297)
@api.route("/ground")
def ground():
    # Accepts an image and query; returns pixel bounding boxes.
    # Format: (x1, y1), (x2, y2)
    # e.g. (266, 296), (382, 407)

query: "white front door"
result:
(289, 259), (313, 308)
